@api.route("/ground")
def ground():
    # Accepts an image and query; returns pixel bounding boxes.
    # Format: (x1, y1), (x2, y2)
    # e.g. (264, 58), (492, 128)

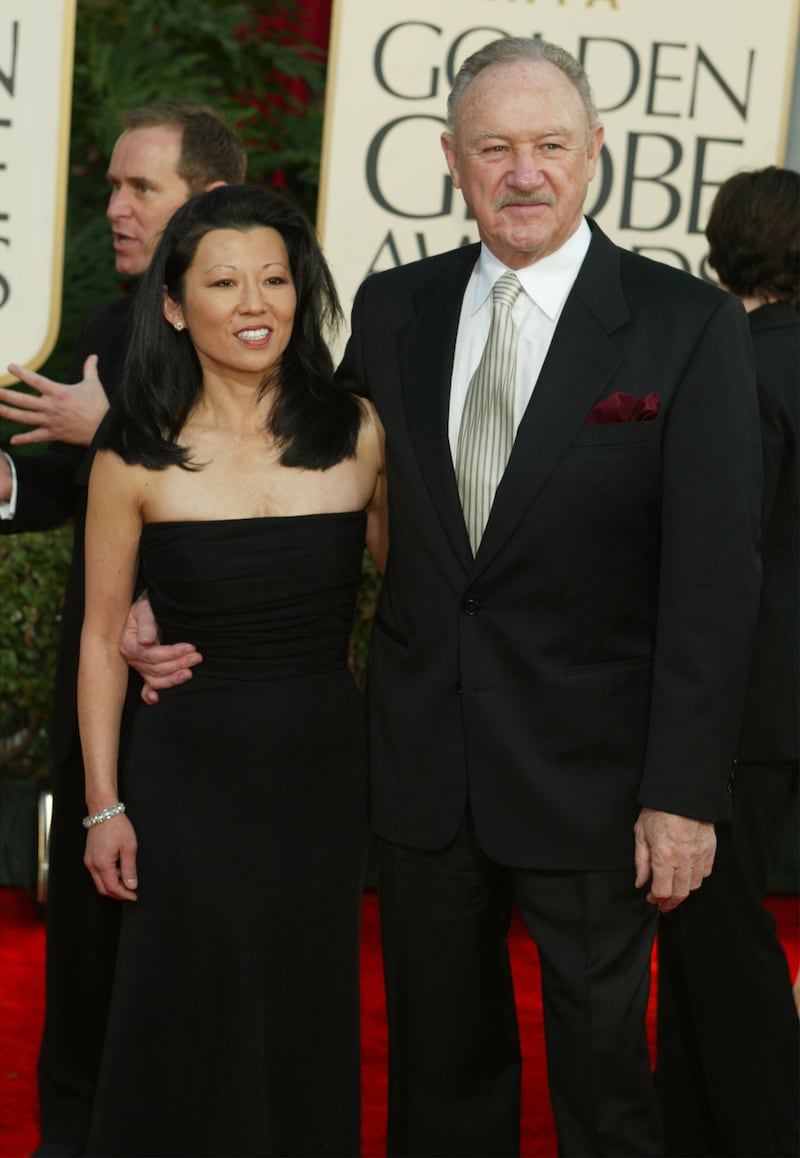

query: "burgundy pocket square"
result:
(585, 391), (660, 425)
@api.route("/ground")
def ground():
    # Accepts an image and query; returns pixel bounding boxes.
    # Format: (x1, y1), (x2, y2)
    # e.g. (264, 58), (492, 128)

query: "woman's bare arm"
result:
(79, 449), (143, 901)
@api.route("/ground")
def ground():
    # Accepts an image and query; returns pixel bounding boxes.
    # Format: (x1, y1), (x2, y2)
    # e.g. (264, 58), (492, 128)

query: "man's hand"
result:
(120, 593), (202, 705)
(634, 807), (716, 913)
(0, 357), (109, 447)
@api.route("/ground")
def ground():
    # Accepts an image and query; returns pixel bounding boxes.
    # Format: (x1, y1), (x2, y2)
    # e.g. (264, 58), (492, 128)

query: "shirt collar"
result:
(473, 217), (592, 321)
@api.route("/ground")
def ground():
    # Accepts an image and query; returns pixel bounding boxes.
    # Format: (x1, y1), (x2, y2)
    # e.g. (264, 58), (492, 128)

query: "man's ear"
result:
(162, 287), (184, 329)
(203, 179), (228, 192)
(441, 132), (461, 189)
(586, 124), (604, 182)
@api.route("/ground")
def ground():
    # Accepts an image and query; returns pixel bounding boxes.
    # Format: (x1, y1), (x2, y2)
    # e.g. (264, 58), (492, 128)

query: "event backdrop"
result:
(2, 1), (797, 381)
(319, 0), (799, 354)
(0, 2), (75, 387)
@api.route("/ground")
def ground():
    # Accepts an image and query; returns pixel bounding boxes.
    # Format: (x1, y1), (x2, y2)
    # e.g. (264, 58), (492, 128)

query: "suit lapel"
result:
(473, 225), (631, 575)
(398, 245), (480, 565)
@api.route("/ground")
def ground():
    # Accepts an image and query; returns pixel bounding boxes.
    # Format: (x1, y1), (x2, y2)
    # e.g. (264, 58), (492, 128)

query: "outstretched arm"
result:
(0, 356), (109, 447)
(79, 450), (143, 901)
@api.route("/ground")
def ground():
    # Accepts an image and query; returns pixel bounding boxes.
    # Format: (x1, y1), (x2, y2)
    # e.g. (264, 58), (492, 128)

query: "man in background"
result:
(656, 165), (799, 1158)
(0, 101), (246, 1156)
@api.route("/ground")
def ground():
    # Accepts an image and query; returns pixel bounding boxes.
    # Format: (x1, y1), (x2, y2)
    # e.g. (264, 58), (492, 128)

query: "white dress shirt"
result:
(0, 451), (18, 518)
(448, 218), (592, 461)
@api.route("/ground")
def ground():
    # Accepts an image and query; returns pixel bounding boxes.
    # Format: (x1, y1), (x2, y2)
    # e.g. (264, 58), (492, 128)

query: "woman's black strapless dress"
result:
(86, 513), (369, 1157)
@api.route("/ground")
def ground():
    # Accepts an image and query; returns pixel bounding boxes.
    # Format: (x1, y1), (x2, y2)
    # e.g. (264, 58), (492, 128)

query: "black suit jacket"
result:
(338, 221), (762, 870)
(1, 295), (133, 764)
(736, 301), (799, 762)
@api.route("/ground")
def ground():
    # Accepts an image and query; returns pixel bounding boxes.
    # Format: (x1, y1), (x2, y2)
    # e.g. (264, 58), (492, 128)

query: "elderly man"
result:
(0, 101), (245, 1157)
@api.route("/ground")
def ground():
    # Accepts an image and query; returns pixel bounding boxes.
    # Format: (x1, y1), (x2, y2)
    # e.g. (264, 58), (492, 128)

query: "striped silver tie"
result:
(456, 271), (524, 554)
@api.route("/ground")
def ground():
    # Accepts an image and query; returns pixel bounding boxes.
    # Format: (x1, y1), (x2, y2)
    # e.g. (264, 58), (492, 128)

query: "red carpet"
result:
(1, 887), (797, 1158)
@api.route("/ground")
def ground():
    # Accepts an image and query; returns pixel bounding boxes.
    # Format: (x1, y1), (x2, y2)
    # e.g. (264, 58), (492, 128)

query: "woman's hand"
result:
(84, 815), (139, 901)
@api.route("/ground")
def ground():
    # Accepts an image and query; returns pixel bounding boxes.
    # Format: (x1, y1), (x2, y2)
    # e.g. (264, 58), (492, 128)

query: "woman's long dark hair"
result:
(102, 184), (361, 470)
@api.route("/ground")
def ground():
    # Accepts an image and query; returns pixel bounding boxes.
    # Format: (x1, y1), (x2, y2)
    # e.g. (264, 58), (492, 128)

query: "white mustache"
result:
(493, 194), (555, 210)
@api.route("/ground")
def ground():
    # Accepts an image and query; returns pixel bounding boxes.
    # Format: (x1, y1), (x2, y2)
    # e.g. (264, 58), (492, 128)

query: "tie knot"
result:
(492, 271), (523, 311)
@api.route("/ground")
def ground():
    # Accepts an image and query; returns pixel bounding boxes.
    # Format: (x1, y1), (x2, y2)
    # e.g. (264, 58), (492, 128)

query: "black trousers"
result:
(376, 813), (662, 1158)
(36, 748), (121, 1154)
(656, 760), (799, 1158)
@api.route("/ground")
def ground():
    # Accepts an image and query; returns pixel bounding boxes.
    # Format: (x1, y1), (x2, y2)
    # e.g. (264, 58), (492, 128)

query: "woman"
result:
(79, 185), (386, 1156)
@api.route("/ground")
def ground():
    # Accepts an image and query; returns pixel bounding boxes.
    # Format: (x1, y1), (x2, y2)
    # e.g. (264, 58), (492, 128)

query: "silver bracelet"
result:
(82, 802), (126, 829)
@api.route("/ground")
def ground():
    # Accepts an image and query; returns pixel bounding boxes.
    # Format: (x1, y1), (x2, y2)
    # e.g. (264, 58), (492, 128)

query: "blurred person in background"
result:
(656, 165), (799, 1158)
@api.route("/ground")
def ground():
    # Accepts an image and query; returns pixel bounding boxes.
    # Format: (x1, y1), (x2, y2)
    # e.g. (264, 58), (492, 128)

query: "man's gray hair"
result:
(446, 37), (600, 133)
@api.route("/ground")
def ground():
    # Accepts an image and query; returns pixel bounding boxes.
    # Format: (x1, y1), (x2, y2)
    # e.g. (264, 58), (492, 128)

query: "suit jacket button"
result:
(455, 681), (463, 694)
(463, 598), (480, 615)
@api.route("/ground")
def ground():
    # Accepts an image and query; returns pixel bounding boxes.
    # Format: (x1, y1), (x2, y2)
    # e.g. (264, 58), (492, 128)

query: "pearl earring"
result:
(173, 322), (184, 332)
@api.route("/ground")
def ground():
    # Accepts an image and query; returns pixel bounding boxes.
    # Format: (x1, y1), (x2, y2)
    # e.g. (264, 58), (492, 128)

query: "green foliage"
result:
(42, 0), (328, 383)
(0, 528), (73, 778)
(350, 554), (382, 693)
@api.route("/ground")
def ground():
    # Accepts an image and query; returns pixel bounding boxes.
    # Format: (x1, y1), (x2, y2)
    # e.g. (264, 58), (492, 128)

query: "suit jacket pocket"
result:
(567, 655), (652, 675)
(572, 423), (660, 446)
